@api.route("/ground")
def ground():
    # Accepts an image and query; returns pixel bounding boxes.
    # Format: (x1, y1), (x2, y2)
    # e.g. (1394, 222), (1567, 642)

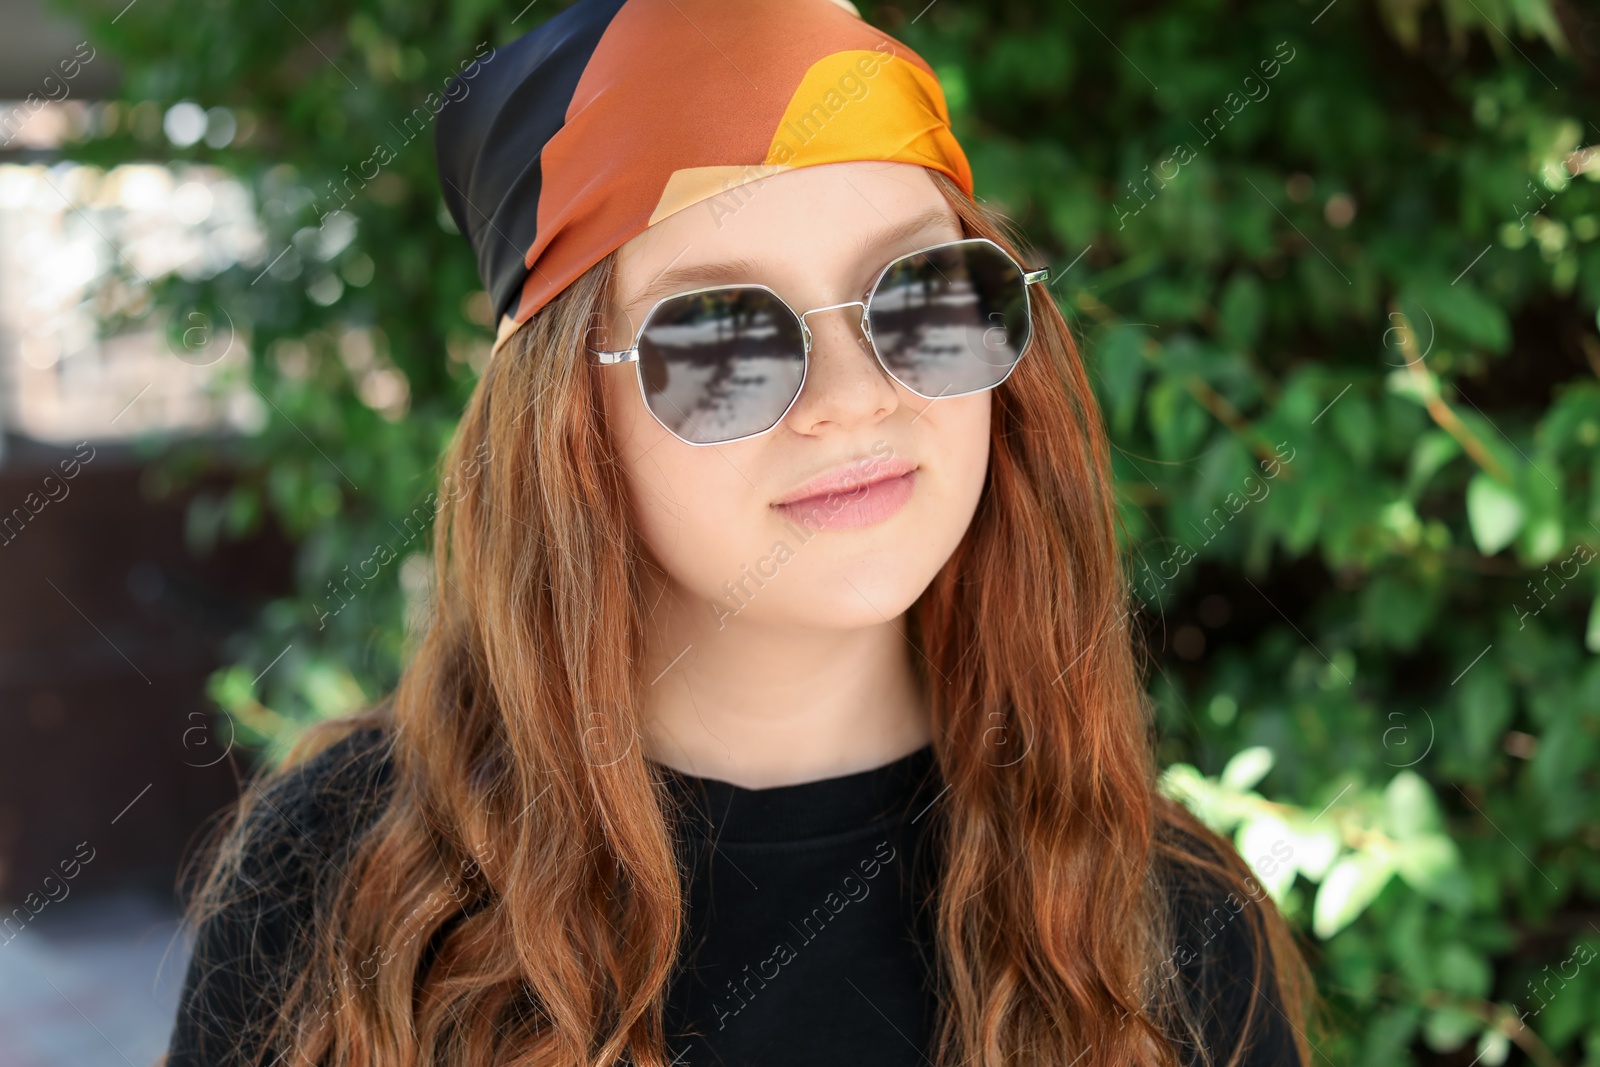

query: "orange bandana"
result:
(434, 0), (974, 356)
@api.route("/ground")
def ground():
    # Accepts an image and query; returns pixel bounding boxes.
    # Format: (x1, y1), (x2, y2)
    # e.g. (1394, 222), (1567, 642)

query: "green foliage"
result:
(57, 0), (1600, 1061)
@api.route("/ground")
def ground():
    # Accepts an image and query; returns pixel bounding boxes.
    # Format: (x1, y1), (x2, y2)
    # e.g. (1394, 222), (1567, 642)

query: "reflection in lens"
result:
(867, 241), (1031, 398)
(637, 288), (805, 444)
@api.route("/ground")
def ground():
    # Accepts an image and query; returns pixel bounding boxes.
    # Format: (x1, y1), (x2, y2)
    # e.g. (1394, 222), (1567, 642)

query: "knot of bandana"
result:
(433, 0), (974, 356)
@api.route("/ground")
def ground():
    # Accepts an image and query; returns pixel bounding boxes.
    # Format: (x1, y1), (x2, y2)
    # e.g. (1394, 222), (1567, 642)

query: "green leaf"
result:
(1474, 1027), (1510, 1067)
(1094, 324), (1151, 438)
(1363, 574), (1437, 650)
(1410, 279), (1513, 353)
(1541, 957), (1597, 1046)
(1331, 394), (1377, 467)
(1283, 820), (1343, 882)
(1405, 429), (1462, 499)
(1220, 745), (1275, 792)
(207, 663), (256, 713)
(1313, 850), (1398, 938)
(1460, 658), (1514, 761)
(1236, 814), (1298, 901)
(1146, 374), (1209, 461)
(1379, 499), (1424, 547)
(1466, 473), (1526, 556)
(1158, 763), (1238, 834)
(1421, 1006), (1482, 1052)
(1386, 366), (1440, 407)
(300, 661), (368, 718)
(1384, 770), (1443, 839)
(1588, 593), (1600, 653)
(1516, 512), (1564, 566)
(1395, 834), (1471, 910)
(1433, 942), (1492, 998)
(1360, 1006), (1422, 1067)
(1218, 273), (1266, 352)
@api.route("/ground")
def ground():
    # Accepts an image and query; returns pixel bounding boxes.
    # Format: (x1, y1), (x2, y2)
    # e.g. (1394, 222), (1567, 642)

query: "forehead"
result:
(611, 161), (961, 309)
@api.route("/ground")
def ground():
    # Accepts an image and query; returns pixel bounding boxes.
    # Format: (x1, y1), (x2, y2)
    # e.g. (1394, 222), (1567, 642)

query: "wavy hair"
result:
(173, 169), (1319, 1067)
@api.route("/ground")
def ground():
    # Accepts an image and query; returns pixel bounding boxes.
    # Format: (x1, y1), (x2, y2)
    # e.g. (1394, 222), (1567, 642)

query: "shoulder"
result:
(249, 722), (396, 851)
(224, 721), (397, 899)
(165, 721), (397, 1067)
(1157, 825), (1305, 1067)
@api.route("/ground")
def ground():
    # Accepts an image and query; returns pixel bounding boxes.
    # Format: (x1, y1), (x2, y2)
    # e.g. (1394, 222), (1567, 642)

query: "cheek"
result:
(601, 368), (763, 594)
(936, 392), (991, 499)
(914, 391), (991, 552)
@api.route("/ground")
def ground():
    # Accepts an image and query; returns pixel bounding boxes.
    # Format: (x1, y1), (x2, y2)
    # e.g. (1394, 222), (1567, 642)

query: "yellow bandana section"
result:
(645, 48), (971, 229)
(763, 49), (967, 184)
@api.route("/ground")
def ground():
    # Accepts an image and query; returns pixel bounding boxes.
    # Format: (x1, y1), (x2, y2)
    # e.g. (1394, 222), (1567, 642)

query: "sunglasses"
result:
(592, 237), (1050, 446)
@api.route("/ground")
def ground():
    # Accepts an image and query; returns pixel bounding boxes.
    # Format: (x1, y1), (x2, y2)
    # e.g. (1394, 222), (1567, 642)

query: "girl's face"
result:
(599, 161), (990, 633)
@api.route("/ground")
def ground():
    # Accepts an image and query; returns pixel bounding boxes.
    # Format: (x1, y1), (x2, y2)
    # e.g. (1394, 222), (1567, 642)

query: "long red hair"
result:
(175, 170), (1318, 1067)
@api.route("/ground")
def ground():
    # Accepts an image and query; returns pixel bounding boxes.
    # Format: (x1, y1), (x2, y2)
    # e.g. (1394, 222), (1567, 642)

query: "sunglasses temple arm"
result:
(594, 348), (640, 365)
(1023, 268), (1049, 285)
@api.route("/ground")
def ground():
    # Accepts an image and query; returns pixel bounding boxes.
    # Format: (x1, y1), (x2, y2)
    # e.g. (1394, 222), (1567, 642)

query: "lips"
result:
(771, 455), (918, 531)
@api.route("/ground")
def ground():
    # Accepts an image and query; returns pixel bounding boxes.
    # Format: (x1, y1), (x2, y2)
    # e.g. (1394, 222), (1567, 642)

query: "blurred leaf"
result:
(1094, 324), (1151, 438)
(1474, 1026), (1510, 1067)
(1218, 272), (1266, 352)
(1220, 745), (1275, 792)
(1315, 850), (1398, 939)
(1421, 1005), (1481, 1052)
(1466, 473), (1526, 556)
(1405, 429), (1462, 500)
(1433, 943), (1492, 999)
(1459, 658), (1514, 762)
(1394, 834), (1472, 912)
(1237, 813), (1299, 901)
(1384, 771), (1443, 839)
(1363, 573), (1437, 650)
(1284, 820), (1343, 883)
(1410, 279), (1513, 353)
(1331, 394), (1377, 467)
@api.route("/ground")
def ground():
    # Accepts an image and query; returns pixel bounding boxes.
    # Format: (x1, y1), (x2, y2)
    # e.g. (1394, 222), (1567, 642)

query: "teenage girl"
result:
(164, 1), (1317, 1065)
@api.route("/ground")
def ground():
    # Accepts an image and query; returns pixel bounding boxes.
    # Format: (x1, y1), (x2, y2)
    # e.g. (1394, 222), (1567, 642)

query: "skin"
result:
(599, 160), (990, 788)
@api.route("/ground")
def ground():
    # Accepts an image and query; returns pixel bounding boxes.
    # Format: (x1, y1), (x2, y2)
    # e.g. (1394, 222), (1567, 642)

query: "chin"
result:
(694, 538), (942, 633)
(786, 558), (939, 627)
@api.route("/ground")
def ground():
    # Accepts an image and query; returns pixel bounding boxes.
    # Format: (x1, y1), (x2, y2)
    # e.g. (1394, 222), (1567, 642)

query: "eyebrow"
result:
(621, 205), (962, 311)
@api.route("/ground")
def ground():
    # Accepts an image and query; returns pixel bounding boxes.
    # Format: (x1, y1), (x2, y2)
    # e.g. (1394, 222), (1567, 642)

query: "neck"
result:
(636, 566), (931, 789)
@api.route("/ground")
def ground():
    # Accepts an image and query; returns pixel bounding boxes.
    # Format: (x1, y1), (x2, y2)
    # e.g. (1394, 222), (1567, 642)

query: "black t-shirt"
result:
(165, 726), (1301, 1066)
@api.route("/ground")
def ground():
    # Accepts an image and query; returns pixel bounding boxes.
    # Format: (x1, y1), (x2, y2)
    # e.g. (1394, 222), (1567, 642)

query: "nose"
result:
(786, 300), (900, 434)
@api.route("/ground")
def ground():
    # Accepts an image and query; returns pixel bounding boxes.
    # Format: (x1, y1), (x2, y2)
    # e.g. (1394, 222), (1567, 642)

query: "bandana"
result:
(433, 0), (974, 356)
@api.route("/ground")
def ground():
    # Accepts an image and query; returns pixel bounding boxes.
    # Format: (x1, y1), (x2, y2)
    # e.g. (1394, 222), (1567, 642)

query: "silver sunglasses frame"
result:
(591, 236), (1050, 447)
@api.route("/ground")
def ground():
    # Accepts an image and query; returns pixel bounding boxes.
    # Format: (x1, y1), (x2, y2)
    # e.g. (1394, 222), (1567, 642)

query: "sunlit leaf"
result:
(1236, 814), (1298, 902)
(1466, 473), (1526, 556)
(1220, 746), (1275, 792)
(1475, 1026), (1510, 1067)
(1384, 770), (1443, 839)
(1313, 850), (1398, 939)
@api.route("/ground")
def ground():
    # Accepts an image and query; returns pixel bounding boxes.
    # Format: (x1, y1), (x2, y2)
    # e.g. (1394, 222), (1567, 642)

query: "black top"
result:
(165, 727), (1301, 1066)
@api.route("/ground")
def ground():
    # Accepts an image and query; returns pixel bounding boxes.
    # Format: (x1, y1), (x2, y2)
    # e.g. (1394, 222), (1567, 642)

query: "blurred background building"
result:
(0, 0), (291, 1062)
